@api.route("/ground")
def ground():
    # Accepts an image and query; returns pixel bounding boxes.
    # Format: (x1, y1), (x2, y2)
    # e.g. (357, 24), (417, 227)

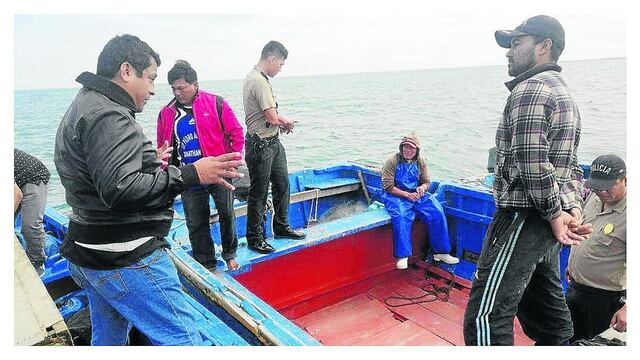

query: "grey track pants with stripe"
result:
(463, 208), (573, 346)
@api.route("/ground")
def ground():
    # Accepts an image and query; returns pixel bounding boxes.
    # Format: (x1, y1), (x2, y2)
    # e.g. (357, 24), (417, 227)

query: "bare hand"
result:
(226, 258), (239, 271)
(568, 218), (593, 238)
(550, 211), (593, 245)
(610, 304), (627, 332)
(280, 119), (295, 134)
(280, 125), (293, 134)
(405, 191), (419, 202)
(157, 140), (173, 167)
(193, 153), (245, 190)
(416, 185), (429, 197)
(569, 207), (583, 223)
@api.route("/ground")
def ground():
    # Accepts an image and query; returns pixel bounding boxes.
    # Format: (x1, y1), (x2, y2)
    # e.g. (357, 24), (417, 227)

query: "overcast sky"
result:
(14, 12), (626, 90)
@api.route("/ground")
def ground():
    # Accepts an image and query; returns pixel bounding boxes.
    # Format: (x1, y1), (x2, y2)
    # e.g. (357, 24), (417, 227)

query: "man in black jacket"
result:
(54, 34), (244, 345)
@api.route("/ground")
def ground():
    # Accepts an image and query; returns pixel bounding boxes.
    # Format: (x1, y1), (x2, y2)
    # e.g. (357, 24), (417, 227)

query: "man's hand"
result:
(569, 207), (583, 223)
(416, 184), (429, 197)
(610, 304), (627, 332)
(549, 211), (593, 245)
(193, 152), (245, 190)
(279, 118), (297, 134)
(404, 191), (419, 202)
(157, 140), (173, 167)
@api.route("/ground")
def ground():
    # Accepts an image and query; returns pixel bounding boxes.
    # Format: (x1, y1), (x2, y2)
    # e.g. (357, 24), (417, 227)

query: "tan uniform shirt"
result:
(242, 67), (279, 138)
(568, 192), (626, 291)
(381, 154), (430, 192)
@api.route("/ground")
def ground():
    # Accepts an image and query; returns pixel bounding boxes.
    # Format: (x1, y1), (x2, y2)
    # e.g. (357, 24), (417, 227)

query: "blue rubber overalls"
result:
(381, 160), (451, 258)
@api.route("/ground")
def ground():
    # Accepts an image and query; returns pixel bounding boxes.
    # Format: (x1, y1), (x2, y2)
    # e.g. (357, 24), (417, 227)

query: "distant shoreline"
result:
(14, 57), (626, 92)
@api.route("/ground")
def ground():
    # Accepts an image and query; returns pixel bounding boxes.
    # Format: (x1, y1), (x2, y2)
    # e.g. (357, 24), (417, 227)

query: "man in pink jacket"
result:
(157, 60), (244, 271)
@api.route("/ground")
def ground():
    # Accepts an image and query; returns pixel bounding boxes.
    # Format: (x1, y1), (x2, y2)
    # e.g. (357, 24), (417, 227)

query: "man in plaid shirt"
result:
(463, 15), (593, 346)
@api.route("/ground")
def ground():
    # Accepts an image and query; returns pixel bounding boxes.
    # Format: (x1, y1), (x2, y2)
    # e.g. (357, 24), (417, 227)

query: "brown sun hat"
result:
(400, 131), (421, 149)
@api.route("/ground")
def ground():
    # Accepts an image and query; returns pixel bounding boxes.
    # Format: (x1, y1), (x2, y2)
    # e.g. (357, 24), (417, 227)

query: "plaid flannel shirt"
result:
(494, 63), (583, 221)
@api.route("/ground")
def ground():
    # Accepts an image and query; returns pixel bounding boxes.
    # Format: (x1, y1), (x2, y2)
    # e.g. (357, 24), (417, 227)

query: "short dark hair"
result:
(260, 41), (288, 60)
(531, 34), (563, 62)
(168, 60), (198, 84)
(96, 34), (161, 79)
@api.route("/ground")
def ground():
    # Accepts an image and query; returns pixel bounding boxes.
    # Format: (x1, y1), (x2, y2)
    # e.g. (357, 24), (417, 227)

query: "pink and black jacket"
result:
(156, 90), (245, 161)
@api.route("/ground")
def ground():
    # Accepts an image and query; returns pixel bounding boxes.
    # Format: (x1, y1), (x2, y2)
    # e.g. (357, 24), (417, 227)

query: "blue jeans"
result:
(68, 248), (205, 345)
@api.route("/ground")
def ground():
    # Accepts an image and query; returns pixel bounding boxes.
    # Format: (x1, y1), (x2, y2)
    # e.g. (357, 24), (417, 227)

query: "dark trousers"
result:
(463, 208), (574, 345)
(245, 134), (290, 243)
(566, 280), (625, 343)
(181, 184), (238, 267)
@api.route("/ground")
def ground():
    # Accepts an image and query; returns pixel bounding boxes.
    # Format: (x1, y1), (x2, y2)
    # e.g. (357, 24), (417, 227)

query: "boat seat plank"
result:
(303, 177), (360, 190)
(230, 209), (391, 273)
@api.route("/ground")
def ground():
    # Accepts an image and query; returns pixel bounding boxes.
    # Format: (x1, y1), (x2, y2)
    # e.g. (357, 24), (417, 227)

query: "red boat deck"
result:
(291, 267), (534, 346)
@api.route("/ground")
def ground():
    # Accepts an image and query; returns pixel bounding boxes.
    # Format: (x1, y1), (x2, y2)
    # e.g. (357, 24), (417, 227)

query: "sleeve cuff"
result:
(543, 207), (563, 222)
(179, 164), (200, 188)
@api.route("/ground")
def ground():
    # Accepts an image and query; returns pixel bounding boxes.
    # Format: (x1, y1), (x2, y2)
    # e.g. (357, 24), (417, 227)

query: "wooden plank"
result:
(320, 312), (401, 345)
(367, 284), (462, 345)
(281, 270), (400, 319)
(208, 183), (360, 223)
(354, 320), (452, 346)
(301, 300), (391, 338)
(14, 236), (71, 345)
(382, 276), (466, 325)
(513, 319), (535, 345)
(419, 263), (474, 290)
(303, 177), (360, 190)
(293, 293), (373, 329)
(399, 271), (533, 346)
(406, 275), (470, 310)
(403, 331), (455, 346)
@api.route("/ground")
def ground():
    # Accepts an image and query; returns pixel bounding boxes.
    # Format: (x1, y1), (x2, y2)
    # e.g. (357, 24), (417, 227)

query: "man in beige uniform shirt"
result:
(242, 40), (306, 254)
(567, 154), (627, 343)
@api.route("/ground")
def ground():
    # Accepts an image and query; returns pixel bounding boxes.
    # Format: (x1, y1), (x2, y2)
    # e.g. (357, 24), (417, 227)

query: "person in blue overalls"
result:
(381, 132), (459, 269)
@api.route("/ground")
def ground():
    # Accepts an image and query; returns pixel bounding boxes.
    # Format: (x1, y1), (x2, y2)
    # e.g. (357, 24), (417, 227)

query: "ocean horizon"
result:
(14, 56), (625, 92)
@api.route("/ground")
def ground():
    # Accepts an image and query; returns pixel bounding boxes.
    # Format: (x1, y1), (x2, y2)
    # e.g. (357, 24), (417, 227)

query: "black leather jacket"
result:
(54, 72), (200, 268)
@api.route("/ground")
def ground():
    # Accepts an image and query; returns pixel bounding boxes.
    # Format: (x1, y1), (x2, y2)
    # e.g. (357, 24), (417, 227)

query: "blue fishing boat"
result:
(16, 162), (588, 346)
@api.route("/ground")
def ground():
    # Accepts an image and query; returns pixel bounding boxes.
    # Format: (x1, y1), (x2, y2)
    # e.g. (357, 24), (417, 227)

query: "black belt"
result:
(263, 134), (279, 145)
(570, 276), (626, 297)
(248, 132), (279, 146)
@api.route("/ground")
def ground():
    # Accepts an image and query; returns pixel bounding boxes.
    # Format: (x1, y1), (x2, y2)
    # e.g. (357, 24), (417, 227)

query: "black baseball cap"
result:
(495, 15), (565, 50)
(584, 154), (626, 191)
